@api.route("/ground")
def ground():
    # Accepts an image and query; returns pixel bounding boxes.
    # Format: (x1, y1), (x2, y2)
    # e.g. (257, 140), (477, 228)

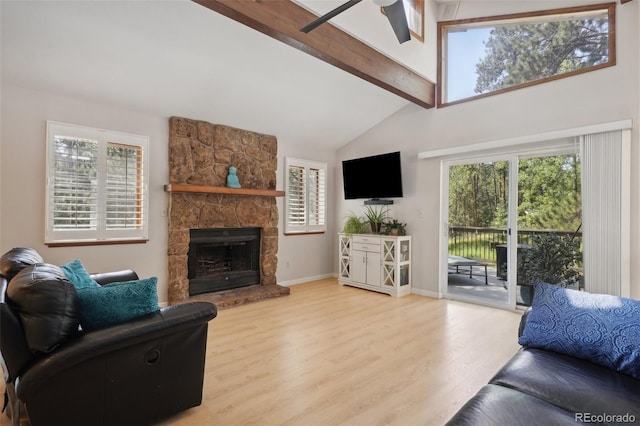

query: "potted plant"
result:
(364, 205), (388, 234)
(342, 213), (367, 235)
(382, 219), (407, 236)
(517, 232), (582, 304)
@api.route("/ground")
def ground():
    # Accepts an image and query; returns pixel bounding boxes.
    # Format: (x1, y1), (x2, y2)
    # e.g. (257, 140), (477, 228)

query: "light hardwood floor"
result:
(1, 279), (523, 426)
(162, 278), (522, 426)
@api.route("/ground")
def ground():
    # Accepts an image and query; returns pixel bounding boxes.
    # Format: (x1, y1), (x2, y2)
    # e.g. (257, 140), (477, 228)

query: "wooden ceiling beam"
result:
(192, 0), (435, 109)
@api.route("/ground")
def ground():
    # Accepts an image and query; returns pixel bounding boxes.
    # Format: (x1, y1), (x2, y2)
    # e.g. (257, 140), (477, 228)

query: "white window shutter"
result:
(106, 143), (144, 231)
(285, 158), (327, 234)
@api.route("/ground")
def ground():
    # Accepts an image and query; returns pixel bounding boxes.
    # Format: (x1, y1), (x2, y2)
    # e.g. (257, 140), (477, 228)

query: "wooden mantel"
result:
(191, 0), (434, 109)
(164, 183), (285, 197)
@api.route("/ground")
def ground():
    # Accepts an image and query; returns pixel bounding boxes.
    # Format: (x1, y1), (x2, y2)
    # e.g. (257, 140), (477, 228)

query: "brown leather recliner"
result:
(0, 248), (217, 426)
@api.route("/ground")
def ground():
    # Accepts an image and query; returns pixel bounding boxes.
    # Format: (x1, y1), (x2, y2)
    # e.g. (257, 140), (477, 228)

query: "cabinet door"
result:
(351, 250), (367, 284)
(366, 252), (381, 286)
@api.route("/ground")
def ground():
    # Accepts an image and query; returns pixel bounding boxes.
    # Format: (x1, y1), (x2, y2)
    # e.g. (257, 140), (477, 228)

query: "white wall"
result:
(0, 85), (337, 303)
(0, 85), (171, 299)
(275, 140), (337, 286)
(336, 1), (640, 299)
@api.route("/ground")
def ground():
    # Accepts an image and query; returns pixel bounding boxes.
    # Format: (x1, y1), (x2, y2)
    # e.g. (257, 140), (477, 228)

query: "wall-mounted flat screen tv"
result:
(342, 151), (403, 200)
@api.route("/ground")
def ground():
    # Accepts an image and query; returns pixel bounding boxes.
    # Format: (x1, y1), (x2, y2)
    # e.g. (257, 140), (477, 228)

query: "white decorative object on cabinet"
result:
(338, 233), (411, 297)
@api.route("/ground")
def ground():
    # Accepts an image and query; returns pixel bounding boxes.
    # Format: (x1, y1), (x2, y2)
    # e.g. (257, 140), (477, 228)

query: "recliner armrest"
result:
(16, 301), (217, 401)
(90, 269), (139, 285)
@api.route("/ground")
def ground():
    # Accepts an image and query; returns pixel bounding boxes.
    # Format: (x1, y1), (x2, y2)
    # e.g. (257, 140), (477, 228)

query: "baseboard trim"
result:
(279, 273), (336, 287)
(412, 288), (442, 299)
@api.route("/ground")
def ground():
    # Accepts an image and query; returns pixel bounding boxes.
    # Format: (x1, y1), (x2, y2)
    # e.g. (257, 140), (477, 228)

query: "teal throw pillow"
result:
(76, 277), (159, 332)
(61, 259), (99, 289)
(519, 281), (640, 379)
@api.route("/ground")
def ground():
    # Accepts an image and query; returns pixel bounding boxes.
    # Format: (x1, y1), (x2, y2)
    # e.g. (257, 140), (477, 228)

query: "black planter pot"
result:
(517, 284), (534, 306)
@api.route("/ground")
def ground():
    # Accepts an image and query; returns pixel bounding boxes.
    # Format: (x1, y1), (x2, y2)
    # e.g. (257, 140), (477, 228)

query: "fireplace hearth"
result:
(188, 228), (261, 295)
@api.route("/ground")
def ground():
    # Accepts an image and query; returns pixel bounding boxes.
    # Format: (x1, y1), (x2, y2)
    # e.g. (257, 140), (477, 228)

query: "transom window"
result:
(45, 121), (149, 245)
(438, 3), (615, 107)
(284, 157), (327, 234)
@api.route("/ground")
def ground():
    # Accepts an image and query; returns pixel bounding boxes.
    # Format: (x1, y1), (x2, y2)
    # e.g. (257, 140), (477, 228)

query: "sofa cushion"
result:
(0, 248), (44, 281)
(445, 384), (577, 425)
(6, 263), (80, 353)
(60, 259), (99, 289)
(519, 281), (640, 379)
(76, 277), (159, 331)
(490, 348), (640, 418)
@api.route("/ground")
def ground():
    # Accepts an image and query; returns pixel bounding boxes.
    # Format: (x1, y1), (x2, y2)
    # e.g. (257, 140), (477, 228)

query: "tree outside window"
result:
(438, 4), (615, 106)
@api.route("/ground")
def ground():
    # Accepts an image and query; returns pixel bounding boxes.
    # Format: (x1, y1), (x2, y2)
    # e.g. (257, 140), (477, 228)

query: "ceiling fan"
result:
(300, 0), (411, 44)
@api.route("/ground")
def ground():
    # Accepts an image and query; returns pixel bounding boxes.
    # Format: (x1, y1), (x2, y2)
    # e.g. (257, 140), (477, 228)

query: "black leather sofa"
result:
(1, 249), (217, 426)
(447, 310), (640, 425)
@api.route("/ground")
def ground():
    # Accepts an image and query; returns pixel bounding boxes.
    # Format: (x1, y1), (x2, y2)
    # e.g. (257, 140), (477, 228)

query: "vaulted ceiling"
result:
(1, 0), (418, 149)
(0, 0), (616, 149)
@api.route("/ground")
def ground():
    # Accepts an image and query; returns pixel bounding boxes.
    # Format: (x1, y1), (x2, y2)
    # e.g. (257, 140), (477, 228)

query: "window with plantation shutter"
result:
(285, 157), (327, 234)
(46, 121), (149, 245)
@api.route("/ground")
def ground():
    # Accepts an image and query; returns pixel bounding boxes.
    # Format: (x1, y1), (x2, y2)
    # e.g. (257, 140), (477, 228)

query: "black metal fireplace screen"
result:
(188, 227), (261, 295)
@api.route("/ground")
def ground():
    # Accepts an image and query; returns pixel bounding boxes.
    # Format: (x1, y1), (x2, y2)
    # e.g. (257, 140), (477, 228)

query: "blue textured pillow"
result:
(519, 281), (640, 379)
(61, 259), (99, 289)
(76, 277), (159, 332)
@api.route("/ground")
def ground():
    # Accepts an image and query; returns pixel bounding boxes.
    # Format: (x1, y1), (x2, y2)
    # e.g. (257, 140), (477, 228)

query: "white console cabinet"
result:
(338, 233), (411, 297)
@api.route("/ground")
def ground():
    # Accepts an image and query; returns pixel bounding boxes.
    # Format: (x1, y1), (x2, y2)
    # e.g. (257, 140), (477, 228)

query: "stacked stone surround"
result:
(167, 116), (289, 305)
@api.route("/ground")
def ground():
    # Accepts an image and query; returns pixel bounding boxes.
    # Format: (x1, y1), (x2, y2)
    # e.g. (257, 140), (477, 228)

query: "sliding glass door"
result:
(515, 154), (583, 305)
(445, 158), (515, 308)
(443, 148), (582, 310)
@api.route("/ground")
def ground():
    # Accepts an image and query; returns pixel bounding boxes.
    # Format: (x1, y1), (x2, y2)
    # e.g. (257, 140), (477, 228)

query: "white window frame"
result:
(45, 121), (149, 245)
(284, 157), (327, 234)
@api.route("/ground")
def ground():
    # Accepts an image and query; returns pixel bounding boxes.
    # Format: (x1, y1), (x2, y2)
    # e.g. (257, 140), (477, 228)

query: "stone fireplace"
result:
(166, 117), (289, 307)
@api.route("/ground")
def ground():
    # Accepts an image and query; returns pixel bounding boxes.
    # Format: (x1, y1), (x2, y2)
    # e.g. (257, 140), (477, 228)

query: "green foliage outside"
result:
(449, 161), (509, 228)
(448, 234), (504, 265)
(517, 155), (581, 232)
(448, 156), (581, 232)
(475, 16), (609, 95)
(448, 155), (583, 283)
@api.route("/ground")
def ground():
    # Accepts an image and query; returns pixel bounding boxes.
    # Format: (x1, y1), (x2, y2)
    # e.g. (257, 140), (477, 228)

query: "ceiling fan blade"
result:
(300, 0), (363, 33)
(383, 0), (411, 44)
